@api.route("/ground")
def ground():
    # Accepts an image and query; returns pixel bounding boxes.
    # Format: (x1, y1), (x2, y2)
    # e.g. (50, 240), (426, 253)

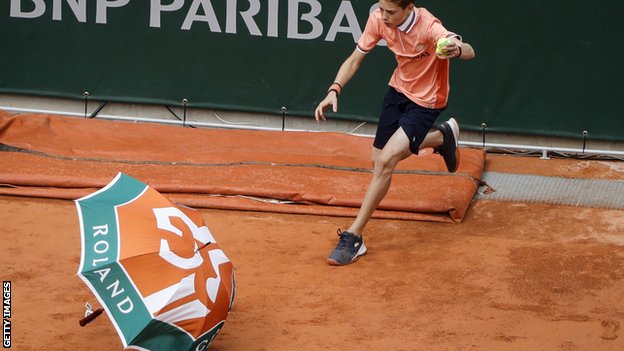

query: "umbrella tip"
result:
(79, 303), (104, 327)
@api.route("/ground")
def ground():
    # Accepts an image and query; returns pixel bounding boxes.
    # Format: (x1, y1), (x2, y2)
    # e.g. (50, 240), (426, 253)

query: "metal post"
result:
(281, 106), (287, 131)
(582, 130), (588, 154)
(480, 123), (487, 148)
(83, 91), (90, 118)
(182, 99), (188, 127)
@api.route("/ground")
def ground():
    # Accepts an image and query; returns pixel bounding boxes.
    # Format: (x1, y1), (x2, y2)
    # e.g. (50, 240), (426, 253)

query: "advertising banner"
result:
(1, 1), (622, 141)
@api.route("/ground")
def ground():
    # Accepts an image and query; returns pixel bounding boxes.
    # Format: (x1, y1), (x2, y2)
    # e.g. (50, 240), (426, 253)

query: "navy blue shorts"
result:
(373, 87), (445, 154)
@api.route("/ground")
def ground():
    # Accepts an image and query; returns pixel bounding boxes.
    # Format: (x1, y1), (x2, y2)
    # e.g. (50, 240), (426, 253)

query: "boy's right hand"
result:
(314, 92), (338, 123)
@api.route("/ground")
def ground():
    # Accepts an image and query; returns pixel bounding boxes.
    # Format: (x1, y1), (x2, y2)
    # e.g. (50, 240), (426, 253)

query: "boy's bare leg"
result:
(327, 124), (456, 266)
(346, 128), (412, 235)
(420, 130), (443, 150)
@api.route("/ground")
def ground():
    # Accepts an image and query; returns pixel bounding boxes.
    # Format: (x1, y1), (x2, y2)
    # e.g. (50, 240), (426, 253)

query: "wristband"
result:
(327, 82), (342, 95)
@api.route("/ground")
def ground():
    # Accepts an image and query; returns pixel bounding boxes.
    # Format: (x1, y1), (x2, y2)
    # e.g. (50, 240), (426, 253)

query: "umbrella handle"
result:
(79, 308), (104, 327)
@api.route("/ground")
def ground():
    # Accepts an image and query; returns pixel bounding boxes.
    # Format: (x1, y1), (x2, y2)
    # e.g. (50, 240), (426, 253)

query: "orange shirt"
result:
(357, 8), (454, 109)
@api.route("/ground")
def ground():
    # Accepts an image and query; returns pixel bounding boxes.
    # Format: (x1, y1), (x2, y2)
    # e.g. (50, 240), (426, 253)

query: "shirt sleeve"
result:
(356, 11), (382, 54)
(428, 17), (456, 43)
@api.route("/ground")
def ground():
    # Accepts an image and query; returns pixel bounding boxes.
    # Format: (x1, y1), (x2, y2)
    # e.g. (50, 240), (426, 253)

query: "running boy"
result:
(314, 0), (475, 265)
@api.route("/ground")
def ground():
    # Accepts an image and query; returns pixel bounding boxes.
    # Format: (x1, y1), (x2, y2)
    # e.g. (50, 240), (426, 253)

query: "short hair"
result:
(387, 0), (415, 9)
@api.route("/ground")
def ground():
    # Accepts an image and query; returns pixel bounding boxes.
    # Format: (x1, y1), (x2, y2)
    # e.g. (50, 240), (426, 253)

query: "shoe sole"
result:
(440, 118), (460, 172)
(447, 117), (460, 148)
(448, 118), (460, 172)
(327, 244), (368, 266)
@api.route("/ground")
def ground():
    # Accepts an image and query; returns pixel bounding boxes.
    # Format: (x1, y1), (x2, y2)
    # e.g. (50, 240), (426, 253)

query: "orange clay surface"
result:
(1, 154), (623, 351)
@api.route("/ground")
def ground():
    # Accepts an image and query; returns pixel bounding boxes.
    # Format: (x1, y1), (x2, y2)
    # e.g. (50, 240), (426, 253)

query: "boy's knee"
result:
(373, 154), (398, 174)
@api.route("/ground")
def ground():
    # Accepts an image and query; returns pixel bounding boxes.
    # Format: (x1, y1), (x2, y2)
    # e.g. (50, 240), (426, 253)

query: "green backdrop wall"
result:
(1, 0), (622, 141)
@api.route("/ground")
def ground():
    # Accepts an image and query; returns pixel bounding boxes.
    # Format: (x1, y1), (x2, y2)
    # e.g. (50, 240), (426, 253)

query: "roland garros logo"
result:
(87, 199), (232, 348)
(145, 206), (231, 331)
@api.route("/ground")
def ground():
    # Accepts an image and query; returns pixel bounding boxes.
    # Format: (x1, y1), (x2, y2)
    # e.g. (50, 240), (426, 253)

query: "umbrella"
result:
(76, 172), (235, 350)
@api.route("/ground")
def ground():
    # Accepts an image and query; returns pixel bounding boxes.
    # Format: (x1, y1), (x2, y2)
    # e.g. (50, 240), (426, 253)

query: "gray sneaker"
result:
(327, 230), (367, 266)
(434, 117), (460, 172)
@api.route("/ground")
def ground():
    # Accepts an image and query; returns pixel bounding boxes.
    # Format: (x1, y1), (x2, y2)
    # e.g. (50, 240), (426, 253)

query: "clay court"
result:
(1, 112), (623, 350)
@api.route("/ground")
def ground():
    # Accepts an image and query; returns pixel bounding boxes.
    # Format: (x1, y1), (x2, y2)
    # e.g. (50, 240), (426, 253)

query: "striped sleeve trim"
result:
(356, 44), (370, 54)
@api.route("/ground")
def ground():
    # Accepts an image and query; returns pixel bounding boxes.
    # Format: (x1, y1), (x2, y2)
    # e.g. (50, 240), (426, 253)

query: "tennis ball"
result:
(436, 37), (452, 55)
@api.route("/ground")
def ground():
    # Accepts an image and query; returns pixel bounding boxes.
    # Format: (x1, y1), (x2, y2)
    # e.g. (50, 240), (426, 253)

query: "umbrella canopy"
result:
(76, 173), (235, 350)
